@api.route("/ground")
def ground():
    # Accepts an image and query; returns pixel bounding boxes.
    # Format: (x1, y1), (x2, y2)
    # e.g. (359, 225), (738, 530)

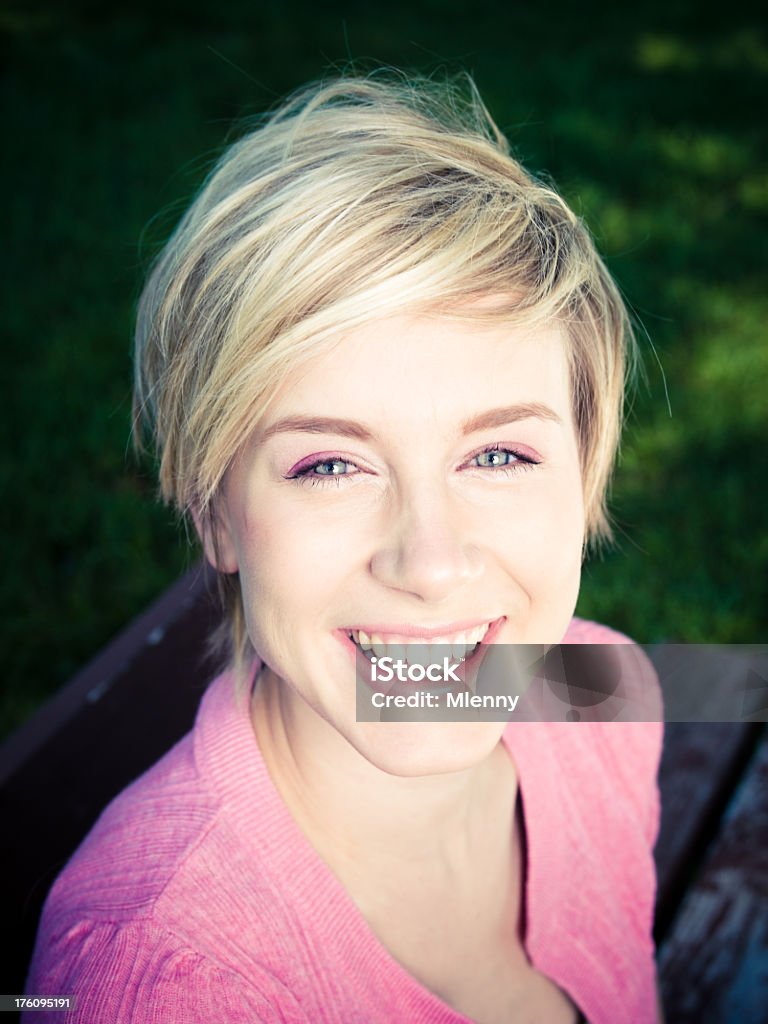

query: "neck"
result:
(250, 665), (518, 874)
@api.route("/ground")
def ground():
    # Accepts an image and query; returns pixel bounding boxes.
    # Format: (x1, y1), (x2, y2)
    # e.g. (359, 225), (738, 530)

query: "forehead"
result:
(260, 313), (574, 437)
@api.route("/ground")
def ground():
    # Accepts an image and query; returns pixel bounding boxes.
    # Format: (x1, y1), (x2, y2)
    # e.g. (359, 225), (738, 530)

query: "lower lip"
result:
(335, 616), (507, 668)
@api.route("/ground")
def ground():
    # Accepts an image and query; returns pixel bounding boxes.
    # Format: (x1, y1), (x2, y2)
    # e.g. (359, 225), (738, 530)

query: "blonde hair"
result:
(133, 72), (636, 682)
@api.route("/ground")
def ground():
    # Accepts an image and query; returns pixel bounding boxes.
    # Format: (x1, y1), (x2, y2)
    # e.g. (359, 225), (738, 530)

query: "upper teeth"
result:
(349, 622), (491, 661)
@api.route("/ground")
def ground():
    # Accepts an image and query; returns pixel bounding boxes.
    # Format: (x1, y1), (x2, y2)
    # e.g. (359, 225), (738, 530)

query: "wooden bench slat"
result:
(652, 721), (763, 942)
(657, 727), (768, 1023)
(0, 563), (220, 997)
(0, 562), (216, 788)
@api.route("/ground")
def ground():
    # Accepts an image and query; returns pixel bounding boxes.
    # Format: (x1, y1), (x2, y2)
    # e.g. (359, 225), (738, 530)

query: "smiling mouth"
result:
(347, 621), (494, 663)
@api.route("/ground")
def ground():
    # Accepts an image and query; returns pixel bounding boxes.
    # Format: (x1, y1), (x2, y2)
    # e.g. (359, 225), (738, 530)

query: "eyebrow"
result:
(258, 403), (563, 443)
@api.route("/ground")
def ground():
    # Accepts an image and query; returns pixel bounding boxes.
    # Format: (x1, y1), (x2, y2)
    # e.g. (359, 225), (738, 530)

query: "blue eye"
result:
(474, 449), (518, 468)
(470, 446), (537, 473)
(288, 457), (360, 487)
(311, 459), (353, 476)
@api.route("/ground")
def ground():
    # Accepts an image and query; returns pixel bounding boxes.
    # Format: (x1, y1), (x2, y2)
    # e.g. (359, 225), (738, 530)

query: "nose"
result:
(369, 484), (484, 603)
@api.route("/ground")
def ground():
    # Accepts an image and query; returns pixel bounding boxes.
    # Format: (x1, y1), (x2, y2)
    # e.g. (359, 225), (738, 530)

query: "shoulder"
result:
(560, 616), (665, 843)
(37, 670), (257, 932)
(25, 738), (250, 1021)
(41, 732), (221, 926)
(24, 917), (307, 1024)
(563, 615), (637, 645)
(563, 614), (665, 725)
(28, 671), (310, 1014)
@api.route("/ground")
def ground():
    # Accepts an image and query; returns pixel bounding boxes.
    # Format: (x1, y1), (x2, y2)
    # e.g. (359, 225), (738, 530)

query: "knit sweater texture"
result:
(25, 617), (663, 1023)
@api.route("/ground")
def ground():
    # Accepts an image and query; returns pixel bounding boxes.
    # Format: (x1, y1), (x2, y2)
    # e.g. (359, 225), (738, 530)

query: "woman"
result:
(25, 74), (664, 1023)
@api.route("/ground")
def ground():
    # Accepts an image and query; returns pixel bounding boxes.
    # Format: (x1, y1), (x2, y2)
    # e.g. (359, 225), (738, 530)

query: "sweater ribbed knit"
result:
(25, 617), (663, 1023)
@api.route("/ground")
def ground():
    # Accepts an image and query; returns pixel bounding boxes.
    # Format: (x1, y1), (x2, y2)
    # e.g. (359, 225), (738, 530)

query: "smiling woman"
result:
(210, 316), (584, 779)
(24, 73), (664, 1024)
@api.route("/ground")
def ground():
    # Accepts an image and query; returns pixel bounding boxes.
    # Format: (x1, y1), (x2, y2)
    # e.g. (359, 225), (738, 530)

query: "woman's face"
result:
(208, 312), (586, 774)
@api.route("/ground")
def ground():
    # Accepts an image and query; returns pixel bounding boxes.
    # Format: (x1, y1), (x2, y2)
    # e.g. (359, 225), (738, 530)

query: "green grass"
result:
(1, 0), (766, 739)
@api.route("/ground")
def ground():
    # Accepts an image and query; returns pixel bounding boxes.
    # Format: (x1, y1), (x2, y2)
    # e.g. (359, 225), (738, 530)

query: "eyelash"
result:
(287, 445), (540, 488)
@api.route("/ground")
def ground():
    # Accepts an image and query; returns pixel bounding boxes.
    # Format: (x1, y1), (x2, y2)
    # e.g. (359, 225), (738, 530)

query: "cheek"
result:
(508, 505), (583, 582)
(501, 471), (585, 634)
(232, 501), (351, 648)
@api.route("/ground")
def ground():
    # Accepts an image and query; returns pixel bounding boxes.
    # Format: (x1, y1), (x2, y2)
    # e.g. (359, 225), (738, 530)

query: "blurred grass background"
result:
(1, 0), (765, 739)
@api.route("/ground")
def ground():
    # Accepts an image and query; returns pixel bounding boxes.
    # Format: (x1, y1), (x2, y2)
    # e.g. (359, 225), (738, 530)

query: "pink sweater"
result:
(25, 618), (663, 1023)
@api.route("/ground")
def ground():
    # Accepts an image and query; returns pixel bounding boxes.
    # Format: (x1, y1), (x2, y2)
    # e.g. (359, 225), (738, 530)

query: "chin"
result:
(352, 720), (506, 778)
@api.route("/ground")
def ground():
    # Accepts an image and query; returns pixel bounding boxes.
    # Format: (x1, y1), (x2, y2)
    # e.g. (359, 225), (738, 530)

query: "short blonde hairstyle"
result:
(133, 72), (636, 680)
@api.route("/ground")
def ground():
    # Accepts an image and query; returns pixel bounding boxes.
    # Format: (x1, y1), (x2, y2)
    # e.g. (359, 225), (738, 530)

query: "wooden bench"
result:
(1, 564), (766, 1021)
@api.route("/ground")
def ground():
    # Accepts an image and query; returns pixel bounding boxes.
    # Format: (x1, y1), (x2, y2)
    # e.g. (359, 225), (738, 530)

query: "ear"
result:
(190, 498), (239, 574)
